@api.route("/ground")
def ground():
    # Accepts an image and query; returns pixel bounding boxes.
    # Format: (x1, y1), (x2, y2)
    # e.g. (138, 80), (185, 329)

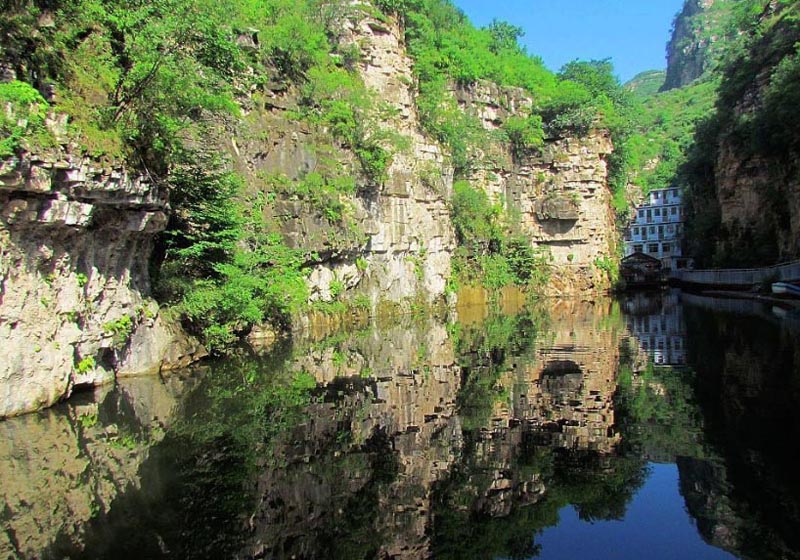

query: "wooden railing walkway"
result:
(670, 259), (800, 287)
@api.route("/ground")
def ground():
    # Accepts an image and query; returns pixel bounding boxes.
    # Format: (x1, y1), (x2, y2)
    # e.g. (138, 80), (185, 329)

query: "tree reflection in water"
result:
(3, 294), (800, 559)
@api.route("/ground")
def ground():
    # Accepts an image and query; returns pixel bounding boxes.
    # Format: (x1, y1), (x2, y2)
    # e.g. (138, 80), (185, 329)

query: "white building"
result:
(624, 188), (691, 271)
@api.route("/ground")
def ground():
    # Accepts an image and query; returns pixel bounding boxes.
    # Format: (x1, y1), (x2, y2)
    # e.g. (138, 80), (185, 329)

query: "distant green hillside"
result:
(625, 79), (718, 194)
(625, 70), (666, 98)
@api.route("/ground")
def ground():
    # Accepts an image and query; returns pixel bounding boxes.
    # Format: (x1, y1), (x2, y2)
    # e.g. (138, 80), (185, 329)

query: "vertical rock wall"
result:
(228, 14), (456, 308)
(344, 16), (456, 303)
(0, 152), (204, 418)
(235, 13), (617, 307)
(712, 77), (800, 263)
(458, 82), (617, 295)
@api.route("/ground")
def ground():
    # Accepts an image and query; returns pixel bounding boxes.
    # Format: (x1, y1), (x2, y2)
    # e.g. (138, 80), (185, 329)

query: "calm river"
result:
(2, 290), (799, 559)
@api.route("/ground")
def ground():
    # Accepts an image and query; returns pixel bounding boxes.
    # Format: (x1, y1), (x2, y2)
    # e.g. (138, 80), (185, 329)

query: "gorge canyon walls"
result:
(0, 9), (619, 416)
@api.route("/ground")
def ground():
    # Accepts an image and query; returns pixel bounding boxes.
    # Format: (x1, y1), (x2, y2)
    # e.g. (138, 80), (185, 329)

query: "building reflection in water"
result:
(622, 290), (686, 366)
(10, 292), (799, 560)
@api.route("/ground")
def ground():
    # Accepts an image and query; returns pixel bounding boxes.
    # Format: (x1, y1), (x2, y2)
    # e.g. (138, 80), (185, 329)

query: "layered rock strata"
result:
(0, 152), (204, 418)
(458, 82), (617, 294)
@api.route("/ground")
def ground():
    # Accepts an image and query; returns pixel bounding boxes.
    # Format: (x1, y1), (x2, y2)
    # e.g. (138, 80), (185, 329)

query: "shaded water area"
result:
(2, 291), (800, 559)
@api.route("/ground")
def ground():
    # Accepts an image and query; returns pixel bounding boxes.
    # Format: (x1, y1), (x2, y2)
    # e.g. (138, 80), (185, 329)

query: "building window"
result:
(671, 207), (677, 215)
(654, 208), (661, 216)
(633, 227), (639, 235)
(649, 226), (655, 234)
(667, 225), (674, 233)
(658, 225), (664, 236)
(663, 243), (671, 253)
(649, 243), (659, 253)
(634, 244), (643, 253)
(653, 191), (660, 199)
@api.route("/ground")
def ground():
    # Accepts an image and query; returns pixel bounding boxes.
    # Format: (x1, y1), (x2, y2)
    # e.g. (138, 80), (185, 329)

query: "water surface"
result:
(2, 291), (799, 559)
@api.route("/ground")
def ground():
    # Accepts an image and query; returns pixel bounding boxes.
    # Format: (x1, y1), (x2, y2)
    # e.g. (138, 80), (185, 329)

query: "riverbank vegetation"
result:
(2, 0), (640, 352)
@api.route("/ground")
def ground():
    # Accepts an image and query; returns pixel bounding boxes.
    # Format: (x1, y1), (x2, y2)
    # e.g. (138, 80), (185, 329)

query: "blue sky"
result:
(452, 0), (686, 83)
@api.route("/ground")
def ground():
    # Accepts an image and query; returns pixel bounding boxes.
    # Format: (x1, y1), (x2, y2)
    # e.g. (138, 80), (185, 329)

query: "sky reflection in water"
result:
(537, 463), (736, 560)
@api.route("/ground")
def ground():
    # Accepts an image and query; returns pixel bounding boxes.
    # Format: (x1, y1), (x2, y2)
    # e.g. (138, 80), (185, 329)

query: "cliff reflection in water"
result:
(617, 290), (800, 560)
(0, 374), (197, 559)
(679, 294), (800, 560)
(3, 293), (800, 559)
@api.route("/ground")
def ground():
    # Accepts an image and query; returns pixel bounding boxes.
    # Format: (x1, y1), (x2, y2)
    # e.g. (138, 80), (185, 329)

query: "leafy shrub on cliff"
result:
(450, 180), (550, 290)
(159, 151), (244, 279)
(156, 157), (309, 354)
(180, 236), (309, 353)
(625, 79), (717, 194)
(296, 41), (409, 183)
(174, 204), (309, 354)
(0, 80), (53, 156)
(503, 114), (545, 159)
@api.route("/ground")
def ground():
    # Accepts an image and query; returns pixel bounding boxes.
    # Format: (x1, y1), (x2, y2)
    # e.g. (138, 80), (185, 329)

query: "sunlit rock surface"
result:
(0, 152), (204, 418)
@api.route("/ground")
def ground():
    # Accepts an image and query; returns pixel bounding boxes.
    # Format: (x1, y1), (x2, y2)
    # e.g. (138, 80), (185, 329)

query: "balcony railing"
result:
(671, 259), (800, 285)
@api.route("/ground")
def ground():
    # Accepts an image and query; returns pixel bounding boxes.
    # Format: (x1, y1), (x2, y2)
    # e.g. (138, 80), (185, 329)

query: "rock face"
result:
(713, 141), (800, 263)
(231, 14), (455, 309)
(0, 151), (205, 418)
(710, 58), (800, 264)
(0, 10), (619, 416)
(662, 0), (729, 91)
(458, 82), (617, 294)
(231, 14), (616, 307)
(347, 17), (455, 303)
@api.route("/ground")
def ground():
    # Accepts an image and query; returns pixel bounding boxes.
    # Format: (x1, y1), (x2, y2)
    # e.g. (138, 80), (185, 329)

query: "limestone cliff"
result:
(221, 14), (455, 311)
(684, 1), (800, 265)
(662, 0), (735, 91)
(230, 13), (617, 304)
(0, 9), (619, 417)
(457, 82), (617, 294)
(0, 150), (205, 418)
